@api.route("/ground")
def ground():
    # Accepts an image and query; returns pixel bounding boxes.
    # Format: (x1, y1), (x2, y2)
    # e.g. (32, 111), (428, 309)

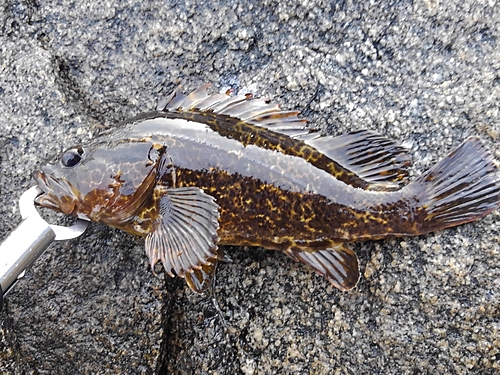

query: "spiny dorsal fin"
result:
(303, 130), (412, 190)
(285, 244), (360, 291)
(145, 186), (221, 293)
(159, 84), (310, 137)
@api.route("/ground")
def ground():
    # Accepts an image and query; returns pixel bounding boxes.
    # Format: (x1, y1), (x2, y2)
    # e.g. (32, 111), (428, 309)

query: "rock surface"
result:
(1, 0), (499, 374)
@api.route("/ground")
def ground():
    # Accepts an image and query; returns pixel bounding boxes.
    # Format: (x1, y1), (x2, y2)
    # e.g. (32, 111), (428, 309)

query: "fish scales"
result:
(33, 85), (500, 292)
(116, 114), (421, 242)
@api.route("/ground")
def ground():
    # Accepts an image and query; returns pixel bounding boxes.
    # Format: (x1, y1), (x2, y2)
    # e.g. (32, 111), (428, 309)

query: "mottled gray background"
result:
(1, 0), (499, 374)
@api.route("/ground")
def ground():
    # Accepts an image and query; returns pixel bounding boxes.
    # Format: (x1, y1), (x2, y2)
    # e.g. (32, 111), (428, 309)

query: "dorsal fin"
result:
(302, 130), (411, 190)
(159, 84), (310, 137)
(158, 85), (411, 190)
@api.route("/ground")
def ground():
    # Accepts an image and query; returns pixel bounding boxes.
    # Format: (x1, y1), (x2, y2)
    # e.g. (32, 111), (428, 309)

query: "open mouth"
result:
(32, 169), (79, 215)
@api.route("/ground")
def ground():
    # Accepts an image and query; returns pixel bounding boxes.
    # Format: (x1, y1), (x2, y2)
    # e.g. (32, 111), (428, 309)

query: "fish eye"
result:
(61, 146), (85, 167)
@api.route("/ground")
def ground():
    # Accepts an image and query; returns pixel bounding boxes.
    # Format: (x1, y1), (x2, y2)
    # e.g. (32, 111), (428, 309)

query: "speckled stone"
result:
(1, 0), (499, 374)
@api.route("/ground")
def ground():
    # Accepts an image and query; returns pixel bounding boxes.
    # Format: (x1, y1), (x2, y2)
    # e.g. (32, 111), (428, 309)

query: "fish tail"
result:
(413, 137), (500, 233)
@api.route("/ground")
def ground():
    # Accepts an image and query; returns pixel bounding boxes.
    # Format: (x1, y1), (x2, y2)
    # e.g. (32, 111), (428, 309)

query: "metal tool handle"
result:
(0, 214), (56, 307)
(0, 186), (88, 311)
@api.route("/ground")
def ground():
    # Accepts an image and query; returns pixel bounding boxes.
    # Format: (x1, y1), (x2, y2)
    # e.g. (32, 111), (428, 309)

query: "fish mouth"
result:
(33, 169), (80, 215)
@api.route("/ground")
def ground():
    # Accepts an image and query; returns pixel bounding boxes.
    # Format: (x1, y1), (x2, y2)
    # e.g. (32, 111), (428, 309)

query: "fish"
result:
(33, 84), (500, 293)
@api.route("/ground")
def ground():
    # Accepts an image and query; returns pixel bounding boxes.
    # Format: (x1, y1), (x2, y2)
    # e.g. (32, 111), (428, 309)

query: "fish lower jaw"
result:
(35, 194), (76, 216)
(34, 194), (60, 211)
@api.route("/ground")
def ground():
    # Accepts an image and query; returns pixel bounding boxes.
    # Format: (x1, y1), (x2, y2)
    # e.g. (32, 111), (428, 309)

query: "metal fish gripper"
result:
(0, 186), (89, 311)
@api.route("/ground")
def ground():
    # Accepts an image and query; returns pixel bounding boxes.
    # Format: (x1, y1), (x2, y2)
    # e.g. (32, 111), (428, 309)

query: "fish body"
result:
(34, 86), (500, 292)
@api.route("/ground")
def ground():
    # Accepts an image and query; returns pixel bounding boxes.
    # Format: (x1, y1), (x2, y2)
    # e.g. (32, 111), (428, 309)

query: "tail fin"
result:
(414, 137), (500, 233)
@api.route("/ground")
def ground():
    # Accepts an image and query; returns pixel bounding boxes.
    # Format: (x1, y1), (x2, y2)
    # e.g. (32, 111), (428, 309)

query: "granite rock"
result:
(1, 0), (499, 374)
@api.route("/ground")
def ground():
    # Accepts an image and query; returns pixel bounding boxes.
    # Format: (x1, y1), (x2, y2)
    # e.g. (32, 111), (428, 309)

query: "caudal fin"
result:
(414, 137), (500, 233)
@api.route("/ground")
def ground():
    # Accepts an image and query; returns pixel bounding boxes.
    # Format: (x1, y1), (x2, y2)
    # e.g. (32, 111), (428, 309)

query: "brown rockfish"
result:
(33, 85), (500, 292)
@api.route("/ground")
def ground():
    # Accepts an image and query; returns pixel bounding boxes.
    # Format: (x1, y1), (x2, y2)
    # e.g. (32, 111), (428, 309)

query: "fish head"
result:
(33, 140), (160, 224)
(33, 145), (87, 217)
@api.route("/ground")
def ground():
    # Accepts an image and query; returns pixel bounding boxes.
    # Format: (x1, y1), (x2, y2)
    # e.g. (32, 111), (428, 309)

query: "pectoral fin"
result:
(145, 187), (221, 293)
(185, 260), (218, 292)
(285, 244), (360, 291)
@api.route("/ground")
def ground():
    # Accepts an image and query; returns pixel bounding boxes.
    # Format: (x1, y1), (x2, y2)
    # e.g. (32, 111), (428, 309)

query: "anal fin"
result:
(285, 244), (360, 291)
